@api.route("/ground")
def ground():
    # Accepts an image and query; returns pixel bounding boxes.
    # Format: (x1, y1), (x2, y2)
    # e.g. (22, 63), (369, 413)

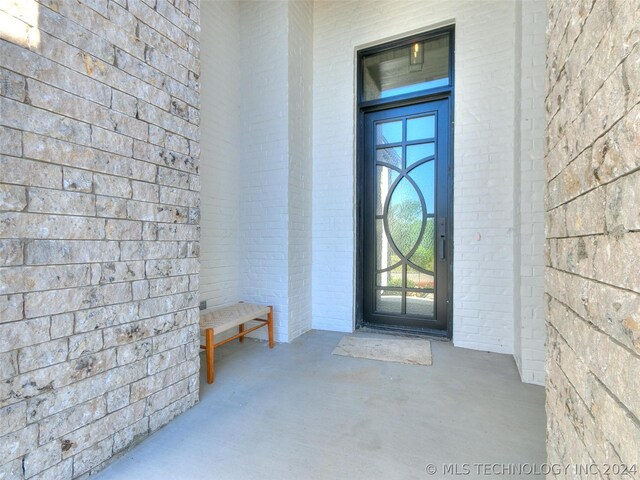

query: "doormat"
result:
(332, 336), (432, 366)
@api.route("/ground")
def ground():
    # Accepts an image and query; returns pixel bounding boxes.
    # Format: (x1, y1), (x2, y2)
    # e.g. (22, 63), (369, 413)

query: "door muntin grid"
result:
(374, 113), (436, 317)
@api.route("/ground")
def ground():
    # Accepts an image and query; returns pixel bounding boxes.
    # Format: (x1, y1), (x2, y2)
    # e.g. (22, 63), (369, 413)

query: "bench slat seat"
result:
(199, 302), (274, 384)
(199, 303), (271, 335)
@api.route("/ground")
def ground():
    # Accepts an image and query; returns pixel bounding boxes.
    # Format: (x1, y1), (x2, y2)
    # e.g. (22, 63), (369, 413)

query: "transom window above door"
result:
(360, 30), (453, 102)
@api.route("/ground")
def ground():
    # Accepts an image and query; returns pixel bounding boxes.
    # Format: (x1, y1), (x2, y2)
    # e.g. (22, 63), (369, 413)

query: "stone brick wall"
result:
(0, 1), (201, 478)
(545, 0), (640, 471)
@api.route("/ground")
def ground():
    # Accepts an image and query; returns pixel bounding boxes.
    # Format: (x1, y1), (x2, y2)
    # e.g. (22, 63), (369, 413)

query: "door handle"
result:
(438, 217), (446, 261)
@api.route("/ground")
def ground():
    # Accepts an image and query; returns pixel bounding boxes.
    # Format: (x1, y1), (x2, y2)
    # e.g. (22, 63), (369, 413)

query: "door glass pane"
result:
(406, 265), (434, 289)
(362, 34), (450, 101)
(406, 143), (435, 168)
(408, 161), (434, 213)
(376, 166), (399, 215)
(376, 147), (402, 168)
(387, 177), (423, 257)
(406, 292), (434, 316)
(376, 121), (402, 145)
(376, 289), (402, 313)
(377, 219), (400, 271)
(377, 265), (403, 287)
(407, 115), (435, 141)
(409, 217), (435, 272)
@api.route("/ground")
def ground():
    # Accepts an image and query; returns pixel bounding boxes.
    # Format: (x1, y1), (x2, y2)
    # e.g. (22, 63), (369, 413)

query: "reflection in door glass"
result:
(376, 289), (402, 313)
(406, 143), (435, 168)
(409, 217), (435, 273)
(376, 165), (399, 215)
(407, 115), (435, 141)
(376, 147), (402, 168)
(372, 112), (438, 319)
(376, 121), (402, 144)
(409, 161), (435, 213)
(376, 219), (400, 271)
(387, 177), (424, 257)
(377, 265), (403, 287)
(406, 265), (434, 290)
(406, 292), (434, 316)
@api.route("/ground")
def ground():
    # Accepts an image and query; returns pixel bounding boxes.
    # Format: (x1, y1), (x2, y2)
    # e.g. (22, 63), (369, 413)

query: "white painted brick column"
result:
(200, 0), (313, 343)
(515, 0), (546, 386)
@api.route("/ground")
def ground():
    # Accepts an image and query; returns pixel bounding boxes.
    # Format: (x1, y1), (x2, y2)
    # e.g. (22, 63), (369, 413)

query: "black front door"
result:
(362, 99), (450, 334)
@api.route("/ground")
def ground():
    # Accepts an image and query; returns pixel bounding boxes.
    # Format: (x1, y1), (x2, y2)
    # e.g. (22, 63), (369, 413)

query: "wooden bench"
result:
(199, 302), (274, 383)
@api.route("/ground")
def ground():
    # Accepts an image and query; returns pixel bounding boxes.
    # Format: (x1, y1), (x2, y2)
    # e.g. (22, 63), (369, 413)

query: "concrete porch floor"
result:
(96, 331), (545, 480)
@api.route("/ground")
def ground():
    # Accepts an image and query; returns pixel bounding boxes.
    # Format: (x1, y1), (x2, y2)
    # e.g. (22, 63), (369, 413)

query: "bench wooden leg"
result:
(238, 324), (244, 342)
(205, 328), (215, 384)
(267, 306), (274, 348)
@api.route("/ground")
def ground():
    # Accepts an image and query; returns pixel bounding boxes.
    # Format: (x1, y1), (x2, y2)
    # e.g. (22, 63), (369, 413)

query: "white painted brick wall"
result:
(312, 0), (546, 382)
(517, 0), (546, 386)
(513, 0), (524, 381)
(200, 0), (545, 383)
(287, 0), (314, 340)
(199, 0), (242, 309)
(238, 0), (290, 343)
(201, 1), (313, 344)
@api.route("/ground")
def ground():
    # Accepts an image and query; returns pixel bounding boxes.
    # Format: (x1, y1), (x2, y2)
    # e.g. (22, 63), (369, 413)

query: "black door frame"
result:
(355, 26), (455, 338)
